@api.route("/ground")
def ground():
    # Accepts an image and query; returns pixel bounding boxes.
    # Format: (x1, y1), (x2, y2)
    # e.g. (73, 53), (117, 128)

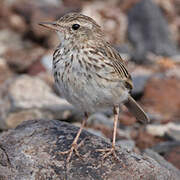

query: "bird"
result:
(39, 12), (149, 162)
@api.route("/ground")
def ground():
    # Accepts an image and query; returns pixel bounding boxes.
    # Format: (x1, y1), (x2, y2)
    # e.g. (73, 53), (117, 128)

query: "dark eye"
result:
(72, 24), (80, 30)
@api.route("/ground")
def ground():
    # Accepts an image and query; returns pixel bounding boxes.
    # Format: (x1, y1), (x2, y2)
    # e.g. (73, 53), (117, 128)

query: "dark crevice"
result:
(0, 145), (11, 167)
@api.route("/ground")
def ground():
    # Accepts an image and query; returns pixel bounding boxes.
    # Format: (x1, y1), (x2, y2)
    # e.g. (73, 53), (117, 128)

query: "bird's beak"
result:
(38, 21), (59, 31)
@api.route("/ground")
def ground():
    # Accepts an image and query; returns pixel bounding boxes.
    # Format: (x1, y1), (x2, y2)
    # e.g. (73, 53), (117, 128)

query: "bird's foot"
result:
(59, 141), (84, 163)
(96, 146), (119, 161)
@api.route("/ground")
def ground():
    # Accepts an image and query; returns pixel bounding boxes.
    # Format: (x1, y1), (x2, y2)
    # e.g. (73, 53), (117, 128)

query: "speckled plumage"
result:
(51, 13), (133, 113)
(53, 43), (131, 113)
(39, 13), (149, 162)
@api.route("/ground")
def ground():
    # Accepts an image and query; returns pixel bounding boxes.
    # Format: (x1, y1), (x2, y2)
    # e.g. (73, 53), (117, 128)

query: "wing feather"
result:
(97, 43), (133, 90)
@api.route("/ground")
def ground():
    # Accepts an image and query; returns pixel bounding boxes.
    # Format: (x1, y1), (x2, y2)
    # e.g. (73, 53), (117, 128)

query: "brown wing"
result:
(97, 43), (133, 91)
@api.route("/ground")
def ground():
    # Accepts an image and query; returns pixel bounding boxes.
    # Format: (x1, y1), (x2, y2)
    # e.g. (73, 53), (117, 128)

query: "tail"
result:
(124, 95), (150, 123)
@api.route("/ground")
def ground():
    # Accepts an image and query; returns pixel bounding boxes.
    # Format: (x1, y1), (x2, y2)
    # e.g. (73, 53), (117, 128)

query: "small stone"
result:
(165, 145), (180, 169)
(131, 67), (152, 96)
(143, 75), (180, 122)
(166, 66), (180, 79)
(131, 128), (164, 150)
(4, 46), (45, 73)
(8, 14), (27, 33)
(85, 127), (105, 138)
(6, 109), (53, 129)
(88, 113), (114, 128)
(82, 1), (128, 45)
(119, 111), (136, 126)
(41, 51), (53, 72)
(27, 60), (46, 75)
(9, 0), (79, 47)
(128, 0), (178, 63)
(168, 127), (180, 141)
(146, 123), (180, 139)
(116, 139), (135, 151)
(151, 141), (180, 154)
(0, 58), (13, 85)
(0, 75), (79, 130)
(0, 29), (23, 54)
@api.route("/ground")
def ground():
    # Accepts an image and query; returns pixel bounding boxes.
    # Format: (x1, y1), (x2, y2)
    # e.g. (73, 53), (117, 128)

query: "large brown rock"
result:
(0, 119), (179, 180)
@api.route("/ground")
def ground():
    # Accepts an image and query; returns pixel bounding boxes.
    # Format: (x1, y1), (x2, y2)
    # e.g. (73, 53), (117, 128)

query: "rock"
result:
(146, 112), (164, 122)
(37, 72), (54, 88)
(0, 28), (45, 73)
(131, 128), (165, 150)
(144, 149), (180, 177)
(151, 141), (180, 154)
(150, 141), (180, 169)
(166, 65), (180, 79)
(85, 127), (105, 138)
(119, 112), (137, 126)
(27, 60), (47, 75)
(164, 145), (180, 169)
(146, 123), (180, 140)
(116, 139), (135, 151)
(88, 113), (114, 128)
(0, 58), (13, 85)
(0, 75), (80, 130)
(81, 1), (128, 45)
(4, 46), (45, 73)
(128, 0), (178, 63)
(154, 0), (179, 44)
(0, 119), (179, 180)
(40, 51), (53, 72)
(0, 29), (23, 55)
(143, 75), (180, 122)
(131, 67), (152, 96)
(8, 13), (27, 33)
(114, 44), (132, 61)
(167, 126), (180, 141)
(9, 0), (80, 47)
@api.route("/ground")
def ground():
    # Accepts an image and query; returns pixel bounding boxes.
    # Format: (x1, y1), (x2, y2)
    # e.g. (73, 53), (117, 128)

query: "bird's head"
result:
(39, 13), (103, 44)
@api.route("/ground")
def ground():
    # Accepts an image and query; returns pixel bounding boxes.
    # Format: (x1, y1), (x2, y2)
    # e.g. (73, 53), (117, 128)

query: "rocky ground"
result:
(0, 0), (180, 179)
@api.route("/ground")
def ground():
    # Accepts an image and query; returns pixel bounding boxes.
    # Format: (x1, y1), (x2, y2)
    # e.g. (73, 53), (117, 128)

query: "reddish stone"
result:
(131, 128), (165, 150)
(143, 76), (180, 122)
(165, 146), (180, 169)
(27, 60), (46, 75)
(120, 112), (136, 126)
(4, 46), (44, 73)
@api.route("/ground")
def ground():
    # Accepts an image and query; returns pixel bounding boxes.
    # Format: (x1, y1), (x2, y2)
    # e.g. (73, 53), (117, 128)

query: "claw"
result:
(96, 147), (119, 161)
(59, 114), (88, 163)
(59, 141), (84, 163)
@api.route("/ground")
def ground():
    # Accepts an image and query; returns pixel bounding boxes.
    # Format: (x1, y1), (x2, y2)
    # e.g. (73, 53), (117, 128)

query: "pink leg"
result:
(96, 105), (120, 160)
(60, 113), (88, 162)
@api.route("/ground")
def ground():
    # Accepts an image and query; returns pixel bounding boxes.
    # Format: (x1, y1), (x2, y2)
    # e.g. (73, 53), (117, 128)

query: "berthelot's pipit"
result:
(39, 13), (149, 162)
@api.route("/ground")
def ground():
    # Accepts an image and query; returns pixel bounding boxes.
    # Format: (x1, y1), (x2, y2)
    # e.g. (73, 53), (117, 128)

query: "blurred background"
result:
(0, 0), (179, 169)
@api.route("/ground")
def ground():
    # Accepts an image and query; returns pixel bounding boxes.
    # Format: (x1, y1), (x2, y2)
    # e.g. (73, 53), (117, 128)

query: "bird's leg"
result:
(96, 105), (119, 161)
(60, 112), (88, 162)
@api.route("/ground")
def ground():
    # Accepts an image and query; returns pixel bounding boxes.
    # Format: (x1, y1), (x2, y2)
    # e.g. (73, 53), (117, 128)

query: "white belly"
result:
(53, 47), (129, 113)
(55, 66), (128, 113)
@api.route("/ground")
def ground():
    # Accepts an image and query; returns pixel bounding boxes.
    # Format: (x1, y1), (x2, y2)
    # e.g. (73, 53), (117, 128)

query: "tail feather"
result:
(124, 95), (150, 123)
